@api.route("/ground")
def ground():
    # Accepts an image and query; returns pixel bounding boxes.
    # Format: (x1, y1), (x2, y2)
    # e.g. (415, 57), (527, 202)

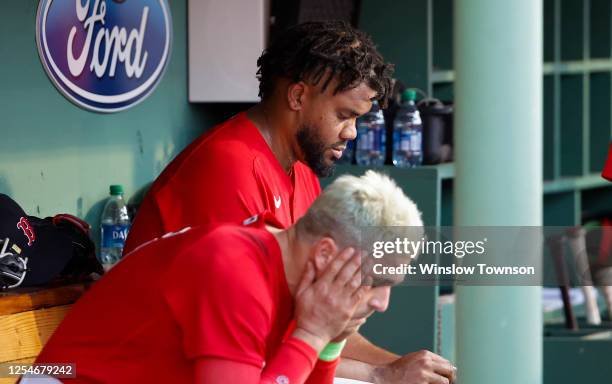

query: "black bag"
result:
(0, 194), (103, 290)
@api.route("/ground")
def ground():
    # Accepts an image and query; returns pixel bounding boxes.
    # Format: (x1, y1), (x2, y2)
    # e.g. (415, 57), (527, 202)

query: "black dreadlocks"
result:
(256, 21), (394, 107)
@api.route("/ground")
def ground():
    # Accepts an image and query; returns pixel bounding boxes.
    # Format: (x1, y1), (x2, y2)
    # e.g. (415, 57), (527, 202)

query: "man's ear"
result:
(287, 82), (308, 111)
(312, 237), (338, 273)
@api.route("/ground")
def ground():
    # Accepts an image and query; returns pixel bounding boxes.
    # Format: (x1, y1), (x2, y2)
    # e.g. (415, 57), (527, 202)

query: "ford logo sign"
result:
(36, 0), (172, 113)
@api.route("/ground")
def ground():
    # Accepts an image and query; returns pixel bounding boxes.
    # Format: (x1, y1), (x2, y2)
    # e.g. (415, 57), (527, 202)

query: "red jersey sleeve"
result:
(123, 194), (165, 254)
(162, 228), (272, 367)
(195, 337), (318, 384)
(305, 359), (340, 384)
(156, 142), (267, 233)
(125, 142), (268, 254)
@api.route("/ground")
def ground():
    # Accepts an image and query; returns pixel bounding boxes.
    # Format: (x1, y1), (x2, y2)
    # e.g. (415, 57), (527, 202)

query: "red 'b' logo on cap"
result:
(16, 217), (35, 246)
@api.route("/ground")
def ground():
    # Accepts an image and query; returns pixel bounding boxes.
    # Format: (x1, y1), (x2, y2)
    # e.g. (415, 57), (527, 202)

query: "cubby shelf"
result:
(432, 58), (612, 83)
(423, 162), (609, 195)
(543, 172), (612, 193)
(430, 70), (455, 84)
(416, 0), (612, 215)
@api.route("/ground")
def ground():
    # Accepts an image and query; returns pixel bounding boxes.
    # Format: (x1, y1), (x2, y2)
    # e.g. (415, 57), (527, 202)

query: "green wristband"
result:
(319, 339), (347, 361)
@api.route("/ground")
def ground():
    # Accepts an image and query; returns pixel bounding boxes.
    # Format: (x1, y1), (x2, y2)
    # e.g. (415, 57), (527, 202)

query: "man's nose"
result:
(341, 121), (357, 141)
(370, 287), (391, 312)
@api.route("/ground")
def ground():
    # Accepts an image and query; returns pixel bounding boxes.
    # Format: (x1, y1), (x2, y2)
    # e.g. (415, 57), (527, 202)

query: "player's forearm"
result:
(341, 332), (399, 365)
(335, 357), (377, 382)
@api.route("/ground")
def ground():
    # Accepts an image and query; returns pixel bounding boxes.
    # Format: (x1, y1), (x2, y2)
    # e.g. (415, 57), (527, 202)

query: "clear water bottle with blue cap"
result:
(99, 185), (130, 271)
(355, 100), (386, 166)
(393, 89), (423, 167)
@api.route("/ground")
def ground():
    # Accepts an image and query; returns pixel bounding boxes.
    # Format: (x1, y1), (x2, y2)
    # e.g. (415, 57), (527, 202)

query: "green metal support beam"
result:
(454, 1), (543, 383)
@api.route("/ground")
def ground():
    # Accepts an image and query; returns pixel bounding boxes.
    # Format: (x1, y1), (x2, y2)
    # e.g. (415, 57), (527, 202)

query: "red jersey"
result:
(124, 112), (321, 254)
(36, 215), (337, 383)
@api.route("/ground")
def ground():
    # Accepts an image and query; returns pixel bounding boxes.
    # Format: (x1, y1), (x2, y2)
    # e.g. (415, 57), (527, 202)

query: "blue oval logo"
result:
(36, 0), (172, 113)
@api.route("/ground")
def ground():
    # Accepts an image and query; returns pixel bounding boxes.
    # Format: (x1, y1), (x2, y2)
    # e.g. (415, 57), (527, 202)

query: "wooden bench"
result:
(0, 283), (89, 384)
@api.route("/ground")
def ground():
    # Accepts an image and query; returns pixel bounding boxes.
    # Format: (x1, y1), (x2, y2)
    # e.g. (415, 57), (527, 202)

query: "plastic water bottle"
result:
(338, 139), (354, 164)
(393, 90), (423, 167)
(356, 100), (386, 166)
(99, 185), (130, 271)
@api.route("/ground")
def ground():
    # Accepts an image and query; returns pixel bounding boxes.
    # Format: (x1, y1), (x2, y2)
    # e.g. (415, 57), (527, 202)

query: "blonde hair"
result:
(297, 170), (423, 249)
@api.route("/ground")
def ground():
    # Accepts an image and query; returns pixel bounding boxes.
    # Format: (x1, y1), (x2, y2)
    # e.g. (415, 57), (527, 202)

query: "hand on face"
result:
(293, 247), (370, 346)
(332, 317), (368, 342)
(332, 283), (391, 342)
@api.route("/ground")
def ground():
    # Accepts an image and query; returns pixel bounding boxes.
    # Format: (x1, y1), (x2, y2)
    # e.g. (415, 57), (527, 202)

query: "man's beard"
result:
(296, 124), (337, 177)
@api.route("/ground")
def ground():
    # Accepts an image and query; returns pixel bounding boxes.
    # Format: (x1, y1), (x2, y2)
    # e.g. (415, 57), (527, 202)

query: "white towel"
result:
(334, 378), (373, 384)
